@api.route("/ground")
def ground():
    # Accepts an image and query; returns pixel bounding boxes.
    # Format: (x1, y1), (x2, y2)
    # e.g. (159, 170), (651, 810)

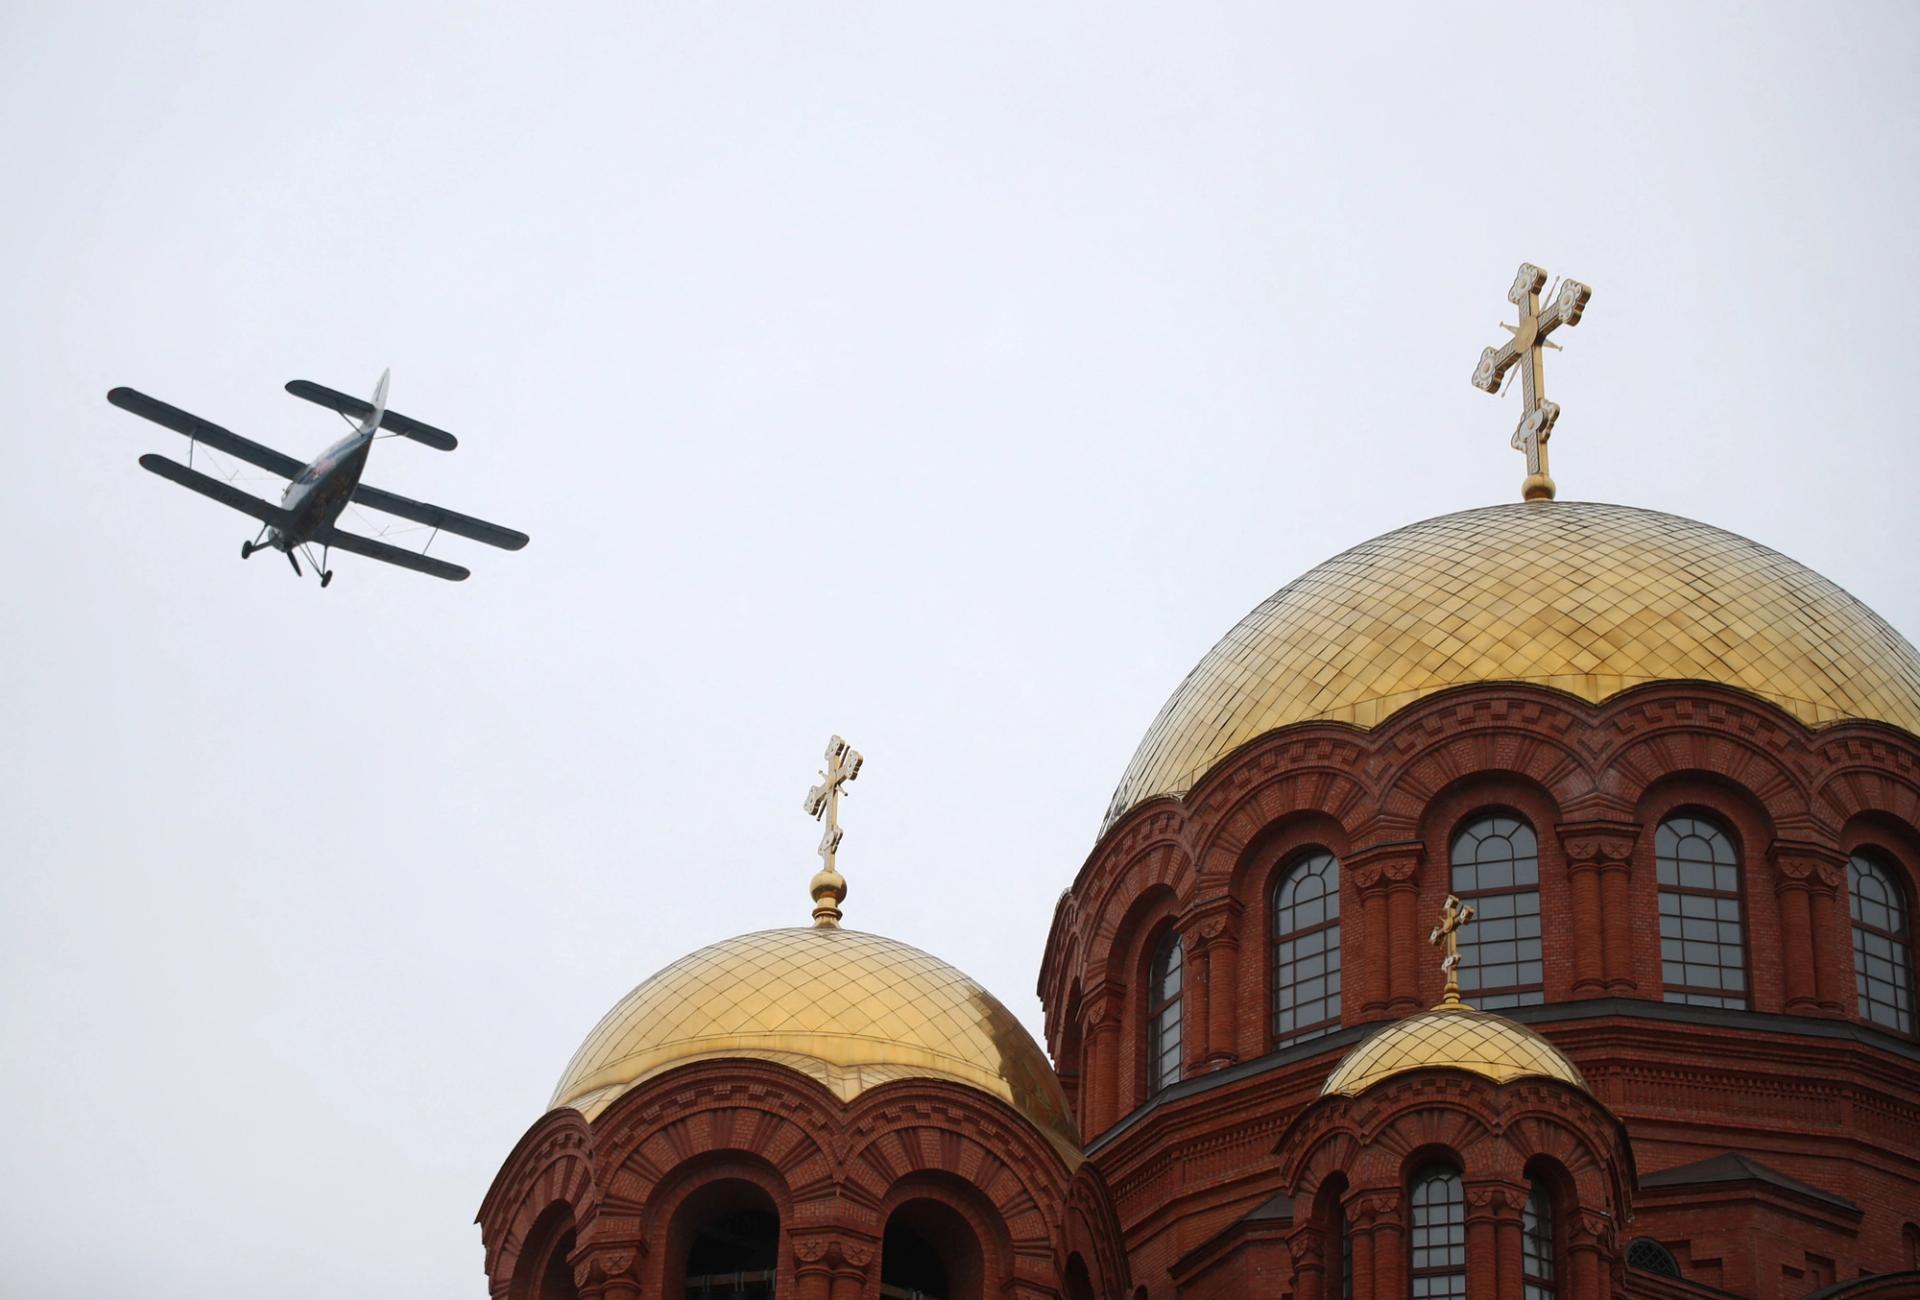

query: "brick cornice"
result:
(1559, 819), (1641, 868)
(1769, 837), (1848, 894)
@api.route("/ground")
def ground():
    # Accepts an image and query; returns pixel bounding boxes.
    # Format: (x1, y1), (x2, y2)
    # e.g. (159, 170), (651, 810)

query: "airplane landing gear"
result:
(320, 570), (333, 589)
(240, 540), (256, 559)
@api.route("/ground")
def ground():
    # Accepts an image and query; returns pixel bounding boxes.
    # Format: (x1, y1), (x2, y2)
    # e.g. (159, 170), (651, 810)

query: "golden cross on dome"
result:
(1472, 262), (1592, 502)
(803, 734), (863, 927)
(1429, 893), (1478, 1007)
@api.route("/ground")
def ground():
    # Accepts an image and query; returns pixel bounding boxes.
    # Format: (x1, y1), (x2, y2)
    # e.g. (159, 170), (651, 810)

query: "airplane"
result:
(107, 370), (528, 586)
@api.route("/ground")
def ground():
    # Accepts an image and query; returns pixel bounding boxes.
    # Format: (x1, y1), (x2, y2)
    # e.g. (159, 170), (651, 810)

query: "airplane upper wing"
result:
(109, 388), (307, 479)
(315, 525), (470, 581)
(284, 380), (459, 451)
(351, 482), (530, 551)
(139, 454), (296, 527)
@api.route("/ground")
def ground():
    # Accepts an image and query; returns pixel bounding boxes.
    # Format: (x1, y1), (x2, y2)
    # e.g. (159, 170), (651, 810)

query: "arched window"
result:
(1147, 931), (1183, 1094)
(1626, 1237), (1682, 1278)
(1313, 1176), (1352, 1300)
(1339, 1201), (1353, 1299)
(880, 1198), (983, 1300)
(1657, 816), (1747, 1008)
(1850, 852), (1914, 1035)
(1521, 1178), (1556, 1298)
(511, 1204), (580, 1300)
(1273, 850), (1342, 1046)
(668, 1179), (781, 1300)
(1409, 1164), (1466, 1298)
(1449, 815), (1543, 1008)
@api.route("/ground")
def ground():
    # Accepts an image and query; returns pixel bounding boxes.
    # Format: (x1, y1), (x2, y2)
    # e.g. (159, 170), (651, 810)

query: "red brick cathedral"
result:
(480, 497), (1920, 1298)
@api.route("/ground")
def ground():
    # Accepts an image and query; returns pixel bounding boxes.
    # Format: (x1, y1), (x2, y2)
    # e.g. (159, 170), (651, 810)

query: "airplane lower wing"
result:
(351, 482), (530, 551)
(110, 389), (305, 478)
(139, 454), (295, 527)
(284, 380), (459, 451)
(315, 525), (470, 581)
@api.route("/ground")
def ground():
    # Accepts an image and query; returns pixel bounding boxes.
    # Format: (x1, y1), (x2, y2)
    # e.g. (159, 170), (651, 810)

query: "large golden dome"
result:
(1106, 500), (1920, 828)
(1320, 1005), (1588, 1097)
(551, 927), (1080, 1160)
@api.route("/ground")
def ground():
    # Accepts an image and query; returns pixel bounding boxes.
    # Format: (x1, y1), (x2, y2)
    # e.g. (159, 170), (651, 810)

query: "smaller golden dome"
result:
(1320, 1005), (1588, 1097)
(551, 927), (1081, 1162)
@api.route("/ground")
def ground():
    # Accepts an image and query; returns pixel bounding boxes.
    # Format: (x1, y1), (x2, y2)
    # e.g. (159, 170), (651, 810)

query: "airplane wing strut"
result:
(315, 525), (470, 581)
(110, 389), (306, 478)
(350, 483), (530, 551)
(138, 454), (295, 527)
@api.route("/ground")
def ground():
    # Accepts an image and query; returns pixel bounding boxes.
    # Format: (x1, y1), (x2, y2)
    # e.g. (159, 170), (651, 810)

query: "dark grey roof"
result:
(1641, 1152), (1860, 1215)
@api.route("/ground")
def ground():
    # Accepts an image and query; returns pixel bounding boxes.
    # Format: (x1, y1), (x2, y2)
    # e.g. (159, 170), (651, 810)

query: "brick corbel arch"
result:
(1275, 1070), (1633, 1300)
(1372, 725), (1591, 831)
(1063, 1162), (1131, 1300)
(1607, 714), (1816, 829)
(843, 1080), (1079, 1297)
(1816, 752), (1920, 839)
(478, 1107), (599, 1298)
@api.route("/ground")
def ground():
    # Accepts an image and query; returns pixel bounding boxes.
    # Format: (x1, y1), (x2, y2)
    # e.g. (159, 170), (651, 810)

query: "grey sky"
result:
(4, 3), (1916, 1295)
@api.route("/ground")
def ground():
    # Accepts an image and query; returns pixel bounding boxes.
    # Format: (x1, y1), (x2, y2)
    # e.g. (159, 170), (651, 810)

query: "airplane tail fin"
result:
(355, 368), (391, 436)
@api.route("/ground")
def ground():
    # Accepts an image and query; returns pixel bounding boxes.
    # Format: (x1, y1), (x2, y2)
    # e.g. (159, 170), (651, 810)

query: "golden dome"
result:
(1107, 500), (1920, 828)
(1320, 1005), (1588, 1097)
(550, 927), (1081, 1160)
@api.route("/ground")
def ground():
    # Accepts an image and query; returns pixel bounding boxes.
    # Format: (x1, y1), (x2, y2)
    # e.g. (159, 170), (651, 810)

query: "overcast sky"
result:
(4, 3), (1917, 1296)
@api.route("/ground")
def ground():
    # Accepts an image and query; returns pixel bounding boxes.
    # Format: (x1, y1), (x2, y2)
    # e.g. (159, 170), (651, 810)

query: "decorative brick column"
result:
(1193, 907), (1242, 1069)
(1347, 1190), (1405, 1296)
(1560, 823), (1639, 995)
(1286, 1223), (1326, 1300)
(1567, 1209), (1614, 1300)
(1771, 842), (1849, 1016)
(794, 1235), (874, 1300)
(1468, 1180), (1528, 1299)
(1350, 859), (1392, 1015)
(1350, 843), (1424, 1014)
(575, 1245), (642, 1300)
(1080, 989), (1121, 1135)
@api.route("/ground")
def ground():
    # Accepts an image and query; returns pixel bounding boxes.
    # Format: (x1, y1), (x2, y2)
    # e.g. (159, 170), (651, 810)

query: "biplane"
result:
(107, 371), (528, 586)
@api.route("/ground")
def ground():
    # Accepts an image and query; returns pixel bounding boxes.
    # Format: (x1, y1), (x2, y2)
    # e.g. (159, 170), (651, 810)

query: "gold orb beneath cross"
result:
(1521, 470), (1556, 501)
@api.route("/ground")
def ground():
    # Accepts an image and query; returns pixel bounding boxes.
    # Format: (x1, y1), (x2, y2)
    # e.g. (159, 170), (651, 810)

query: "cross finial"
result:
(802, 734), (863, 928)
(1428, 893), (1478, 1008)
(1472, 263), (1592, 502)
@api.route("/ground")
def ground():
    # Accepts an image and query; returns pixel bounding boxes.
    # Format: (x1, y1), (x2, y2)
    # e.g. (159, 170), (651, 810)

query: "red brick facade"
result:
(1037, 681), (1920, 1298)
(479, 1060), (1131, 1299)
(481, 684), (1920, 1299)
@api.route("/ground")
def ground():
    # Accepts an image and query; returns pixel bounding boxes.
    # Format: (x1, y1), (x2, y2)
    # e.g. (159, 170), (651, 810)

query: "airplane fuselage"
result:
(269, 427), (375, 551)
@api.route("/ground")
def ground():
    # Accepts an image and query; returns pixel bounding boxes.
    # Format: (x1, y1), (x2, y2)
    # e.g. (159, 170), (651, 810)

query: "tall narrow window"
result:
(1273, 851), (1342, 1046)
(1339, 1203), (1353, 1299)
(1450, 815), (1543, 1008)
(1522, 1179), (1556, 1298)
(1657, 816), (1747, 1008)
(1409, 1164), (1466, 1299)
(1147, 932), (1183, 1094)
(1850, 852), (1914, 1035)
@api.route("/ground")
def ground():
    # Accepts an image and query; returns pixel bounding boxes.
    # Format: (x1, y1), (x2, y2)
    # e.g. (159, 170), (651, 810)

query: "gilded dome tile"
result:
(550, 927), (1080, 1161)
(1106, 501), (1920, 829)
(1320, 1006), (1588, 1097)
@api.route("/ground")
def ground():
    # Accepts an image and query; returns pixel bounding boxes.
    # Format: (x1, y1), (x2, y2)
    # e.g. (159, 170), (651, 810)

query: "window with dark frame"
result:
(1656, 815), (1748, 1008)
(1273, 850), (1342, 1047)
(1146, 931), (1183, 1094)
(1850, 851), (1915, 1035)
(1449, 814), (1544, 1008)
(1522, 1178), (1556, 1298)
(1409, 1164), (1466, 1299)
(1339, 1201), (1353, 1299)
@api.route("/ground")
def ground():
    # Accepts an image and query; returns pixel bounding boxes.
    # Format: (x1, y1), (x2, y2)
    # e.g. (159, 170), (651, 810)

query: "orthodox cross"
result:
(1428, 893), (1478, 1007)
(803, 735), (863, 926)
(1471, 263), (1592, 502)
